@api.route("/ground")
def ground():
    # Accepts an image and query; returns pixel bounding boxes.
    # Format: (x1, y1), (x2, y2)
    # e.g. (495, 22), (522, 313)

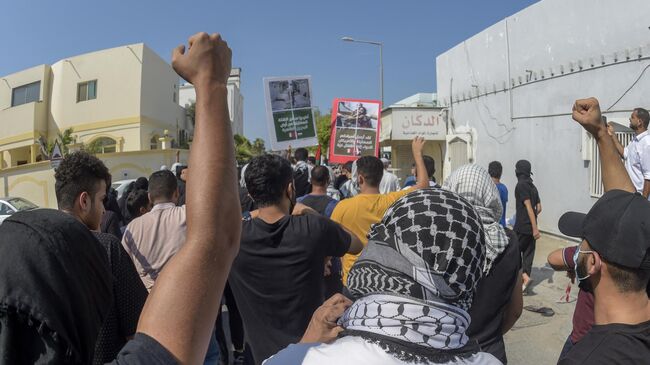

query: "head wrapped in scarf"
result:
(443, 164), (509, 274)
(0, 209), (112, 364)
(341, 189), (486, 363)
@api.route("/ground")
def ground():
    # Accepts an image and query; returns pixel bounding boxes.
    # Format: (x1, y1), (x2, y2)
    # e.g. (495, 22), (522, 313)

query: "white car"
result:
(112, 179), (136, 200)
(0, 197), (39, 225)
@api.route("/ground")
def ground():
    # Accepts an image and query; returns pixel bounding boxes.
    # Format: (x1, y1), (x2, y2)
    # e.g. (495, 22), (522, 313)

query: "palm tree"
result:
(234, 134), (254, 164)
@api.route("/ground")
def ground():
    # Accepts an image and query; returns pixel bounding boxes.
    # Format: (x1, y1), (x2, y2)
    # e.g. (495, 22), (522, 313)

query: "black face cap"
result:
(558, 190), (650, 270)
(515, 160), (532, 176)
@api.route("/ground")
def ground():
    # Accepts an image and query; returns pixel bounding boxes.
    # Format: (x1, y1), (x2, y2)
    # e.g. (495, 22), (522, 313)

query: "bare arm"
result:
(536, 202), (542, 215)
(523, 199), (540, 240)
(343, 226), (363, 254)
(643, 180), (650, 199)
(136, 33), (240, 364)
(412, 137), (429, 189)
(547, 248), (569, 271)
(573, 98), (635, 192)
(501, 271), (523, 334)
(607, 123), (626, 158)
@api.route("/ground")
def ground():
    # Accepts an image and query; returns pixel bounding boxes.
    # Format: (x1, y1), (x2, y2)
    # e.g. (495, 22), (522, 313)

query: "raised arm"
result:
(412, 137), (429, 189)
(572, 98), (635, 193)
(607, 123), (626, 159)
(136, 32), (240, 364)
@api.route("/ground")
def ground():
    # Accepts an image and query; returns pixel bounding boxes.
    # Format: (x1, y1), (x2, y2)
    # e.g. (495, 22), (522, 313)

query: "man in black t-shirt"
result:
(230, 154), (363, 364)
(293, 147), (312, 198)
(513, 159), (541, 291)
(557, 98), (650, 365)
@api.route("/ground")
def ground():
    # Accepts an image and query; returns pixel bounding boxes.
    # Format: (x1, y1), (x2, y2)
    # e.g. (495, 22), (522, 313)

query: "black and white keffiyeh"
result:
(443, 164), (509, 275)
(342, 188), (486, 363)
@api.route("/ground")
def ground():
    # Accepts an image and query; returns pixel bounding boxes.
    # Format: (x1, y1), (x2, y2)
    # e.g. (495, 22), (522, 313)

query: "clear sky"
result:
(1, 0), (538, 143)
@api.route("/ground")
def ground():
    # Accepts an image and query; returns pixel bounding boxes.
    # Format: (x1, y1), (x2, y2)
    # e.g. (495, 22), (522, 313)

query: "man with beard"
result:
(607, 108), (650, 198)
(228, 154), (363, 364)
(554, 98), (650, 364)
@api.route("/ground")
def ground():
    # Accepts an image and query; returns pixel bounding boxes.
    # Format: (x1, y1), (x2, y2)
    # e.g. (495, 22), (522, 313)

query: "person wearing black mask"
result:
(514, 159), (542, 292)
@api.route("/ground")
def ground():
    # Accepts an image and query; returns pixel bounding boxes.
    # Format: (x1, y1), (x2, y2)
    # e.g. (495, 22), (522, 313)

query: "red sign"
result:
(328, 98), (381, 164)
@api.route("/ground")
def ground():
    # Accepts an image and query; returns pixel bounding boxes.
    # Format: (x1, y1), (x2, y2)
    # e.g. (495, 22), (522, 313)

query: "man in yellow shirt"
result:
(331, 137), (430, 283)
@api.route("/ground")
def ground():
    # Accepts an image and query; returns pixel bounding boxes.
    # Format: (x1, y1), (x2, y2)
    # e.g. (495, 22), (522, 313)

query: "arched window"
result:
(150, 135), (160, 150)
(88, 137), (117, 154)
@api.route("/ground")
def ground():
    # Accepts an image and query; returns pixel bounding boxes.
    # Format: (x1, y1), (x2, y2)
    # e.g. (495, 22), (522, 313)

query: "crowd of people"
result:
(0, 32), (649, 365)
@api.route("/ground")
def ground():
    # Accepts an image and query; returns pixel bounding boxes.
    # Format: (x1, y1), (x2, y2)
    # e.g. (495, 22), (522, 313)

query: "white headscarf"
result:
(443, 164), (509, 274)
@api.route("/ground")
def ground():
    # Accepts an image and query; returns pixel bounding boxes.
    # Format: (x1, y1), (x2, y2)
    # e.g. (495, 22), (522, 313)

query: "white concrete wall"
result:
(436, 0), (650, 234)
(178, 70), (244, 136)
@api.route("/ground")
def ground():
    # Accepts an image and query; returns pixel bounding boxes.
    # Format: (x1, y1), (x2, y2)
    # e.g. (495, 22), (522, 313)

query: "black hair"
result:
(294, 148), (308, 162)
(356, 156), (383, 187)
(634, 108), (650, 129)
(126, 189), (149, 218)
(311, 165), (330, 187)
(245, 154), (293, 207)
(175, 165), (188, 179)
(134, 177), (148, 191)
(148, 170), (177, 201)
(55, 151), (112, 210)
(488, 161), (503, 179)
(422, 155), (436, 179)
(307, 156), (317, 165)
(606, 259), (650, 293)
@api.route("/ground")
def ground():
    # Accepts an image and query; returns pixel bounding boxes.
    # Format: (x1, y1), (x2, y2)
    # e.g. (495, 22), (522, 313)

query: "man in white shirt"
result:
(378, 158), (399, 194)
(608, 108), (650, 198)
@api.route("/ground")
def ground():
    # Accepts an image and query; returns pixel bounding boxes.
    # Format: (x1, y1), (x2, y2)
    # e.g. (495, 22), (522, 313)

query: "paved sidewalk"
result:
(504, 234), (578, 364)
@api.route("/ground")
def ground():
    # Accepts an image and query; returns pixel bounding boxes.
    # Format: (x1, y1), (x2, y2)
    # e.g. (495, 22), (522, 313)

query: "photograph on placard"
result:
(334, 100), (379, 130)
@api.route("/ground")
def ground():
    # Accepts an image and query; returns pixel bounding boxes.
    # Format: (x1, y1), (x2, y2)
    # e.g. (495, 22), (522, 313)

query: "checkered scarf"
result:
(342, 189), (486, 362)
(443, 164), (509, 275)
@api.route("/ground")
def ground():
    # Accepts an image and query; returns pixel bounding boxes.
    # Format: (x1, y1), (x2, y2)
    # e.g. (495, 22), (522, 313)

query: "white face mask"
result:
(573, 246), (595, 285)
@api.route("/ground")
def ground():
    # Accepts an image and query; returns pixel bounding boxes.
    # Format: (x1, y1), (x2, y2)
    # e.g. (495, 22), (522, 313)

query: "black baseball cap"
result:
(515, 160), (533, 176)
(558, 190), (650, 270)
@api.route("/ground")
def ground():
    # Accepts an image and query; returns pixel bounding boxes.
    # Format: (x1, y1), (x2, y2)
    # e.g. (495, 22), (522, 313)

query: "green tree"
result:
(315, 110), (332, 155)
(251, 138), (266, 156)
(47, 128), (75, 156)
(234, 134), (254, 164)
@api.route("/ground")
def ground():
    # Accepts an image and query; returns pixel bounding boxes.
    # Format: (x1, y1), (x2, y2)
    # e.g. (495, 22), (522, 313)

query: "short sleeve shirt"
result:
(330, 188), (414, 283)
(110, 333), (177, 364)
(623, 131), (650, 195)
(514, 178), (540, 235)
(495, 183), (508, 227)
(228, 214), (352, 364)
(559, 320), (650, 364)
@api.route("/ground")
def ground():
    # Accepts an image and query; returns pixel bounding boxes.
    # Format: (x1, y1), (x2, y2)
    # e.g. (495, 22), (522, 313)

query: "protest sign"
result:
(264, 76), (318, 150)
(328, 98), (381, 164)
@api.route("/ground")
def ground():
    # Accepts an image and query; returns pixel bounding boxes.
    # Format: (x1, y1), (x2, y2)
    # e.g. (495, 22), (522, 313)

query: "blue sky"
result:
(1, 0), (537, 143)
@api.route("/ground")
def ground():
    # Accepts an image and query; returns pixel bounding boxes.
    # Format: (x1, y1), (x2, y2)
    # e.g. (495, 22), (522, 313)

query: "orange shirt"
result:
(330, 189), (413, 284)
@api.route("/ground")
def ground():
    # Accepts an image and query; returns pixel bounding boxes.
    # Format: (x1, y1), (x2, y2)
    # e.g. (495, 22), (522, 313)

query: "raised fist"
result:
(172, 32), (232, 88)
(572, 98), (606, 138)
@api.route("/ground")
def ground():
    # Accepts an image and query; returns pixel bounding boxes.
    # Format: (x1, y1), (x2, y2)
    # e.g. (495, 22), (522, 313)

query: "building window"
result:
(88, 137), (117, 154)
(11, 81), (41, 107)
(77, 80), (97, 102)
(590, 131), (634, 197)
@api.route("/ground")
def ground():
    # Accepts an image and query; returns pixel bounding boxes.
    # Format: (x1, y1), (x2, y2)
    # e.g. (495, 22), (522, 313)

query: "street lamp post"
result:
(341, 36), (384, 106)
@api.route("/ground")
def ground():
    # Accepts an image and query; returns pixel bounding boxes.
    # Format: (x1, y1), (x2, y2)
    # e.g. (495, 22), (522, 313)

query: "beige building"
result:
(380, 93), (446, 184)
(0, 43), (191, 208)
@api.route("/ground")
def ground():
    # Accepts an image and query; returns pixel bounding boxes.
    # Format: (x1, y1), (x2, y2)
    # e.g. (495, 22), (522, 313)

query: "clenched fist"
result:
(172, 32), (232, 89)
(572, 98), (606, 138)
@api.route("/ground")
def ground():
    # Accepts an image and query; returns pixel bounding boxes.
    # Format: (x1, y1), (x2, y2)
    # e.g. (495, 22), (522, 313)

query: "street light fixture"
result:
(341, 36), (384, 106)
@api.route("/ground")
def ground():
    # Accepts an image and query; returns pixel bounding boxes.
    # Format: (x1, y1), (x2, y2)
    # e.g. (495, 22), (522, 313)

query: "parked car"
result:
(112, 179), (136, 200)
(0, 197), (39, 225)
